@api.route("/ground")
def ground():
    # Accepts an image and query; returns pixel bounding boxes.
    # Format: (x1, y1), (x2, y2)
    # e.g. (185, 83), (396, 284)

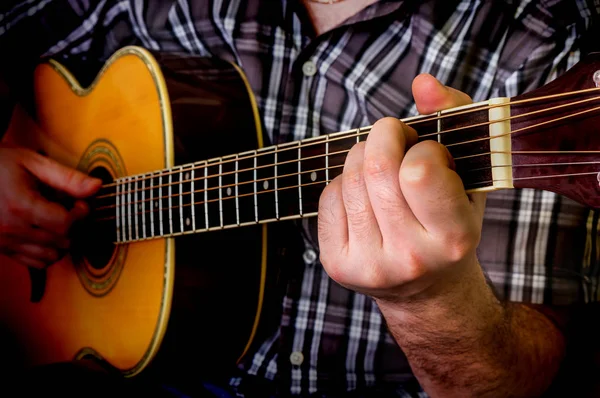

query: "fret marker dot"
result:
(139, 204), (142, 211)
(185, 172), (190, 180)
(227, 187), (232, 196)
(155, 202), (158, 208)
(186, 218), (191, 226)
(311, 172), (317, 182)
(263, 181), (269, 190)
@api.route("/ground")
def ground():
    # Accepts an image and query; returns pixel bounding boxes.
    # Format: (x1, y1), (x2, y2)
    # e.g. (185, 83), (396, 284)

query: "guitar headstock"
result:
(509, 52), (600, 208)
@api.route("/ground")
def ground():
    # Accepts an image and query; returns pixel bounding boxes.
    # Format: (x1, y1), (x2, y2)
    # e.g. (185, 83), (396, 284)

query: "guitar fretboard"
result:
(95, 100), (495, 243)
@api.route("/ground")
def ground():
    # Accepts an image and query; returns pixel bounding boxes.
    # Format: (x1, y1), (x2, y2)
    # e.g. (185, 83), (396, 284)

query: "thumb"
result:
(22, 151), (102, 198)
(412, 73), (473, 114)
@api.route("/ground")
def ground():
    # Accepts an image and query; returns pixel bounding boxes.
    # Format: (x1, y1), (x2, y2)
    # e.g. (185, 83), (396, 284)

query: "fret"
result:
(115, 181), (121, 242)
(298, 143), (303, 216)
(219, 159), (223, 228)
(180, 165), (194, 233)
(206, 159), (221, 228)
(437, 111), (442, 143)
(234, 152), (254, 224)
(325, 135), (329, 185)
(256, 148), (276, 221)
(220, 156), (238, 227)
(134, 176), (139, 240)
(193, 162), (208, 231)
(168, 171), (174, 234)
(204, 164), (209, 229)
(190, 167), (196, 231)
(235, 155), (240, 225)
(178, 167), (184, 232)
(253, 153), (258, 222)
(120, 179), (127, 241)
(276, 142), (301, 218)
(149, 174), (155, 238)
(158, 174), (164, 236)
(152, 172), (162, 237)
(437, 104), (491, 189)
(274, 148), (279, 219)
(141, 175), (146, 239)
(300, 137), (328, 215)
(328, 132), (356, 181)
(127, 177), (133, 241)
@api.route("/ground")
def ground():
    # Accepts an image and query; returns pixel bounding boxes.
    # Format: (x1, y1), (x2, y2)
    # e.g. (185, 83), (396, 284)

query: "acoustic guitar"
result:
(1, 46), (599, 385)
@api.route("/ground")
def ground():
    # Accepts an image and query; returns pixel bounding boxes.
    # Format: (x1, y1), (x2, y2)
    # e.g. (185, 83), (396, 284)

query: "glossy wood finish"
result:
(510, 52), (600, 208)
(0, 48), (284, 387)
(143, 51), (276, 386)
(1, 48), (173, 374)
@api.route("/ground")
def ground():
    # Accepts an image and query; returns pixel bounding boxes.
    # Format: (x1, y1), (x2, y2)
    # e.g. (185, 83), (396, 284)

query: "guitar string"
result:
(94, 96), (600, 201)
(93, 158), (600, 223)
(95, 88), (600, 196)
(405, 87), (600, 126)
(466, 171), (600, 188)
(465, 160), (600, 173)
(93, 154), (600, 214)
(453, 150), (600, 162)
(93, 99), (600, 214)
(98, 169), (600, 241)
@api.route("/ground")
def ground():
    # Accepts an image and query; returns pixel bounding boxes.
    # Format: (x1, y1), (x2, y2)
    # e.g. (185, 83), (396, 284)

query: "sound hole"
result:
(72, 166), (117, 270)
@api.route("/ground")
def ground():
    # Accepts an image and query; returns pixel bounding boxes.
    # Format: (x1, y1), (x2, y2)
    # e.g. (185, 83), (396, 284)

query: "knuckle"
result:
(372, 117), (401, 133)
(417, 139), (444, 154)
(400, 160), (433, 187)
(441, 228), (478, 263)
(344, 168), (365, 191)
(402, 250), (428, 281)
(61, 167), (80, 189)
(363, 155), (394, 182)
(6, 196), (26, 217)
(320, 255), (343, 282)
(360, 262), (387, 290)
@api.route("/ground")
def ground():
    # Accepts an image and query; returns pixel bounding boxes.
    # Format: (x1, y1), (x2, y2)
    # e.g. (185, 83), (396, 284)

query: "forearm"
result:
(377, 261), (565, 397)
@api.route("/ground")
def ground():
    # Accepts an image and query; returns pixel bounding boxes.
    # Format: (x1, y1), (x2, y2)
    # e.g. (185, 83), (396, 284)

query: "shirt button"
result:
(303, 248), (317, 264)
(290, 351), (304, 366)
(302, 60), (317, 77)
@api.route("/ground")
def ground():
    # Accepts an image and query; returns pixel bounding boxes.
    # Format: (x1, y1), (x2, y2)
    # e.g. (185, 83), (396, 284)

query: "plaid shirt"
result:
(1, 0), (599, 396)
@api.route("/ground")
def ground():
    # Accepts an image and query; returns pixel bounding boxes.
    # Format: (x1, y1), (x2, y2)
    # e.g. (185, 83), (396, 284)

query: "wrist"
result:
(375, 255), (504, 337)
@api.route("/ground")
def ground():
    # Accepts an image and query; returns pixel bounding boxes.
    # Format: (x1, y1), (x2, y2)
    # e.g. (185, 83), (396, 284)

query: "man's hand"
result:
(318, 74), (565, 397)
(318, 73), (485, 304)
(0, 144), (101, 269)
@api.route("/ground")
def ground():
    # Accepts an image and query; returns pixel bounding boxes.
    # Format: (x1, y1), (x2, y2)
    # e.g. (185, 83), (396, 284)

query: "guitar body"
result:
(0, 46), (283, 385)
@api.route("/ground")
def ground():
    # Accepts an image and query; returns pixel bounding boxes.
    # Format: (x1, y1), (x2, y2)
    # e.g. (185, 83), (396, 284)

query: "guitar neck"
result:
(96, 98), (509, 244)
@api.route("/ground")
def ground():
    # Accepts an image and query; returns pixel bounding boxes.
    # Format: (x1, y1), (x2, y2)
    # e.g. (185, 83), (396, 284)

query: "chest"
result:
(302, 0), (379, 35)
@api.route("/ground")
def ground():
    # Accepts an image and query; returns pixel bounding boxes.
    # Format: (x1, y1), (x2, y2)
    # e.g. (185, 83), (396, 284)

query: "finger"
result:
(69, 200), (91, 221)
(400, 141), (479, 239)
(363, 118), (421, 240)
(5, 226), (70, 248)
(21, 151), (101, 198)
(12, 243), (59, 263)
(26, 195), (72, 235)
(10, 254), (47, 269)
(318, 175), (349, 261)
(412, 73), (473, 114)
(342, 142), (381, 247)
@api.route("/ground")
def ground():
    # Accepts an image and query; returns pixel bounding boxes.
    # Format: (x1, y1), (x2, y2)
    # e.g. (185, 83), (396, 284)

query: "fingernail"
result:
(86, 177), (102, 190)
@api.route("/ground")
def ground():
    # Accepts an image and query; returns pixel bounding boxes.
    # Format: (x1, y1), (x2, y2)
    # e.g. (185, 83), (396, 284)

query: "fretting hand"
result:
(0, 144), (101, 269)
(318, 73), (487, 304)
